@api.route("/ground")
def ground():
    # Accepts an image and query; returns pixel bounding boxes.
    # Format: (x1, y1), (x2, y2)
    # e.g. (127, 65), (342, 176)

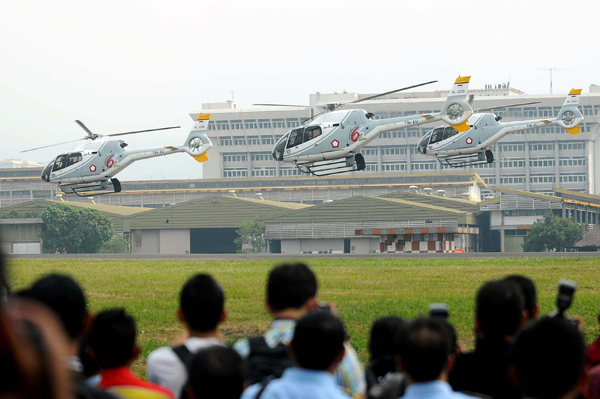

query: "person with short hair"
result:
(147, 274), (226, 398)
(184, 346), (245, 399)
(233, 263), (365, 397)
(514, 317), (586, 399)
(449, 280), (524, 398)
(241, 311), (350, 399)
(397, 317), (474, 399)
(19, 274), (120, 399)
(504, 275), (539, 321)
(88, 309), (174, 399)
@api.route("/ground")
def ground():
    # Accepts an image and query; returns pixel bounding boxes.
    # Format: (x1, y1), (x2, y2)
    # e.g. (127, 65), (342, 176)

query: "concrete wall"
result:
(0, 243), (10, 254)
(505, 236), (525, 252)
(504, 215), (543, 226)
(159, 229), (191, 254)
(134, 229), (160, 254)
(281, 240), (301, 254)
(350, 238), (380, 254)
(300, 239), (344, 253)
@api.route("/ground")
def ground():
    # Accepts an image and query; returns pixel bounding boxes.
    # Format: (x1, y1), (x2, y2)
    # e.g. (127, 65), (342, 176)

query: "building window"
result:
(529, 143), (555, 151)
(217, 121), (230, 130)
(258, 119), (272, 129)
(411, 162), (436, 171)
(382, 163), (407, 171)
(530, 175), (556, 183)
(500, 176), (526, 184)
(529, 158), (555, 168)
(558, 142), (585, 150)
(559, 174), (587, 183)
(559, 157), (586, 166)
(261, 136), (275, 145)
(223, 169), (248, 178)
(230, 120), (243, 130)
(362, 148), (378, 156)
(286, 119), (300, 128)
(272, 119), (285, 129)
(223, 154), (247, 163)
(219, 137), (232, 146)
(500, 158), (526, 168)
(247, 136), (260, 145)
(233, 136), (246, 146)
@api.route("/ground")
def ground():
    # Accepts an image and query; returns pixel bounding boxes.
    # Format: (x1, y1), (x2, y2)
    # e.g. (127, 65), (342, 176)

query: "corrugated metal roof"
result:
(125, 195), (311, 231)
(490, 186), (562, 202)
(263, 196), (475, 224)
(553, 188), (600, 205)
(380, 191), (481, 212)
(573, 228), (600, 248)
(0, 199), (149, 234)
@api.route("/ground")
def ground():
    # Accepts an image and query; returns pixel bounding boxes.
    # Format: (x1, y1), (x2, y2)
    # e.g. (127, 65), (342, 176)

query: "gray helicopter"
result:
(268, 76), (473, 176)
(417, 89), (584, 167)
(23, 114), (213, 196)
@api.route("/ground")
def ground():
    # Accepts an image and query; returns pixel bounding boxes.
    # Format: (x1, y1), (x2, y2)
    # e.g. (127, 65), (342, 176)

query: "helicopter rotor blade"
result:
(253, 103), (308, 108)
(301, 109), (330, 124)
(75, 120), (96, 139)
(21, 138), (87, 153)
(105, 126), (181, 137)
(348, 80), (438, 105)
(474, 101), (541, 113)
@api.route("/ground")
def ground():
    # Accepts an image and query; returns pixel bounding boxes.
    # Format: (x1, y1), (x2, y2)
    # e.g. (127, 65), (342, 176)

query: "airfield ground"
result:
(8, 256), (600, 376)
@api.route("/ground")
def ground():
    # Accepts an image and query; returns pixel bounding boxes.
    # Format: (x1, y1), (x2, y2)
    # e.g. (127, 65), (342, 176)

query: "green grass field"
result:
(8, 257), (600, 376)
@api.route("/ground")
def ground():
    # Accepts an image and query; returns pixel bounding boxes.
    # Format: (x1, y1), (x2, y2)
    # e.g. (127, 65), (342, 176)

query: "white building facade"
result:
(191, 84), (600, 197)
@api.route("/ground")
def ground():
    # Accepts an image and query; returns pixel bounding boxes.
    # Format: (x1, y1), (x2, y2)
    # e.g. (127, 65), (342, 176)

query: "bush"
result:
(99, 235), (130, 254)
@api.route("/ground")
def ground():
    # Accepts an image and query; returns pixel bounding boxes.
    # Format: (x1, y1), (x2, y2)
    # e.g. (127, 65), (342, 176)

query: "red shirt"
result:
(588, 337), (600, 368)
(99, 366), (174, 399)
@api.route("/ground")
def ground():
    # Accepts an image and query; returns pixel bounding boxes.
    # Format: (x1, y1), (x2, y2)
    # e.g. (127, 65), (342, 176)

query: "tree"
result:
(1, 210), (41, 219)
(99, 235), (130, 254)
(235, 220), (267, 253)
(40, 203), (113, 253)
(522, 212), (584, 252)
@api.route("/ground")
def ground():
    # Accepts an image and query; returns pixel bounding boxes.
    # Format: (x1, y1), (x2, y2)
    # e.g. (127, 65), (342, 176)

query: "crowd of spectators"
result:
(1, 250), (599, 399)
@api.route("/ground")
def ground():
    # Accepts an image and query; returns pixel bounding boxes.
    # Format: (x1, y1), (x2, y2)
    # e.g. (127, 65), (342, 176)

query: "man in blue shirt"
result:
(241, 311), (350, 399)
(398, 318), (475, 399)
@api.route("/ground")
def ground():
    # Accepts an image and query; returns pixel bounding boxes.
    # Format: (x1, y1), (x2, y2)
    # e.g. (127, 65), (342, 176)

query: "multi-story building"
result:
(191, 84), (600, 197)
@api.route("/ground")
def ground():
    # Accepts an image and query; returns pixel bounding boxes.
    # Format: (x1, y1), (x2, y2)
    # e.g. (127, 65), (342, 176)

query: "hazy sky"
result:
(1, 0), (598, 180)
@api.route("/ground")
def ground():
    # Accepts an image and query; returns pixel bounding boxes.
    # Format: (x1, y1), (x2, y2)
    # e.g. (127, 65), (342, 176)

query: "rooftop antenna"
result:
(229, 91), (235, 102)
(538, 68), (569, 94)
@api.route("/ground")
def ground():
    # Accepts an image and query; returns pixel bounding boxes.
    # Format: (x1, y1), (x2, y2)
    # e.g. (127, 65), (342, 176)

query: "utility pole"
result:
(538, 68), (568, 94)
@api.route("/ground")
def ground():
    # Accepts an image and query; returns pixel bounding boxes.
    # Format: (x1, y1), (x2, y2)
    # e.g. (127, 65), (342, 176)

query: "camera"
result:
(429, 303), (449, 319)
(549, 280), (577, 322)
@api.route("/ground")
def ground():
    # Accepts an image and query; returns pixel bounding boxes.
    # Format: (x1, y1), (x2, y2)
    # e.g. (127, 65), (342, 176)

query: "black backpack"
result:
(172, 345), (194, 399)
(245, 336), (294, 385)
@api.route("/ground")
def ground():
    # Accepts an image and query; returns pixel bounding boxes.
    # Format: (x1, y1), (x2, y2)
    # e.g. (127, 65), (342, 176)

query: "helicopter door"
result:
(67, 153), (83, 167)
(286, 127), (305, 149)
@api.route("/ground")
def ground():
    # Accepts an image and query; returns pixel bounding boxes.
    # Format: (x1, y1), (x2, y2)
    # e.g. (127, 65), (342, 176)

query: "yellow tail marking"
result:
(453, 120), (471, 132)
(196, 113), (211, 120)
(568, 89), (582, 95)
(455, 76), (471, 84)
(565, 125), (581, 135)
(192, 153), (209, 163)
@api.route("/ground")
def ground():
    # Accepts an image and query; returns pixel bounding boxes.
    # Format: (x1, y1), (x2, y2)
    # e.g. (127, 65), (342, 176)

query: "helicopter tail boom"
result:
(438, 76), (474, 132)
(555, 89), (583, 135)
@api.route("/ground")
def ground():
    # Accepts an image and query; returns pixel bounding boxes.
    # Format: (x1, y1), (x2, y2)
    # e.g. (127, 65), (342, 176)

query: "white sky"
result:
(1, 0), (599, 180)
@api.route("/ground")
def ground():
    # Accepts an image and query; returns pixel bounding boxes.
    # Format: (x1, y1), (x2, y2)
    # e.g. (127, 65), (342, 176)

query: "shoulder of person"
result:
(147, 346), (179, 367)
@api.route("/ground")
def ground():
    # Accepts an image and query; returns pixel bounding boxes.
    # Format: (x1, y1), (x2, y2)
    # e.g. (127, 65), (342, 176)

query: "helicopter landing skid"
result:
(59, 178), (122, 197)
(296, 154), (366, 177)
(437, 150), (494, 168)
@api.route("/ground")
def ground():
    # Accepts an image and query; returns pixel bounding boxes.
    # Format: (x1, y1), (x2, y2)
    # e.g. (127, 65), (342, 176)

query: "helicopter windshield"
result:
(287, 127), (305, 149)
(417, 132), (431, 155)
(311, 111), (347, 125)
(52, 154), (68, 172)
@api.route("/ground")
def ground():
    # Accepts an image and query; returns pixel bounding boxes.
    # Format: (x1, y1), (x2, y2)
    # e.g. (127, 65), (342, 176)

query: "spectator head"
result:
(266, 263), (318, 314)
(370, 316), (407, 360)
(19, 273), (88, 341)
(186, 346), (244, 399)
(290, 311), (346, 371)
(369, 316), (407, 379)
(438, 319), (458, 355)
(514, 317), (586, 399)
(178, 274), (225, 333)
(504, 275), (538, 321)
(87, 308), (138, 369)
(397, 318), (452, 383)
(476, 280), (525, 339)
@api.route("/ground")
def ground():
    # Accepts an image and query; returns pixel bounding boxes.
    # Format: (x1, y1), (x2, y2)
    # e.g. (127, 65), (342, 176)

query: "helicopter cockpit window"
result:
(443, 126), (459, 140)
(303, 126), (322, 142)
(67, 153), (83, 167)
(287, 127), (305, 149)
(52, 155), (68, 172)
(429, 127), (446, 144)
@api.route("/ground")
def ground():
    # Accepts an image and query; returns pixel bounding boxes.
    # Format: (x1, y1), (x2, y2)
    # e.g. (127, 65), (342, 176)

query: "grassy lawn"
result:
(8, 257), (600, 376)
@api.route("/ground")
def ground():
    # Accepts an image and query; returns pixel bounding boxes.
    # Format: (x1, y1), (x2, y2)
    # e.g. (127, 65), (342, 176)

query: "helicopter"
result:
(23, 114), (213, 196)
(267, 76), (474, 176)
(417, 89), (584, 167)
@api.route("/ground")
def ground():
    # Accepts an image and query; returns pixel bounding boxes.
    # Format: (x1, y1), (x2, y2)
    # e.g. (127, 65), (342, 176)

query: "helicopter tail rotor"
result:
(439, 76), (474, 132)
(181, 113), (213, 163)
(555, 89), (583, 135)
